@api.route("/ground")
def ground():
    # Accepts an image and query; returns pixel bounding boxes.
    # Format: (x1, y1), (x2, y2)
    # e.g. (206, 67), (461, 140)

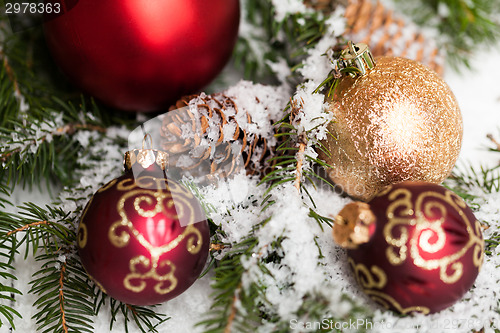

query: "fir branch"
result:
(1, 50), (20, 96)
(0, 202), (86, 331)
(313, 66), (360, 97)
(294, 137), (306, 192)
(92, 287), (169, 333)
(487, 133), (500, 152)
(58, 262), (69, 333)
(289, 98), (309, 192)
(237, 0), (333, 81)
(0, 183), (12, 209)
(0, 258), (22, 329)
(6, 220), (50, 238)
(210, 243), (230, 252)
(450, 163), (500, 198)
(0, 51), (21, 129)
(0, 204), (74, 263)
(394, 0), (500, 69)
(0, 122), (106, 164)
(103, 293), (169, 333)
(224, 283), (241, 333)
(266, 96), (334, 201)
(308, 208), (334, 230)
(198, 237), (263, 333)
(30, 253), (96, 333)
(0, 101), (115, 189)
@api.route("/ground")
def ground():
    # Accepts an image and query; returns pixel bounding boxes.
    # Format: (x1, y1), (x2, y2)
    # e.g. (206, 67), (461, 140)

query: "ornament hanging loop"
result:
(339, 41), (376, 76)
(125, 134), (169, 172)
(142, 133), (154, 150)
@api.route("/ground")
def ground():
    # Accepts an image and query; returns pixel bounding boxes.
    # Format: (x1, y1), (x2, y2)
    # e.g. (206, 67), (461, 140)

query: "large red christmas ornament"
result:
(333, 181), (484, 314)
(43, 0), (240, 112)
(77, 148), (210, 305)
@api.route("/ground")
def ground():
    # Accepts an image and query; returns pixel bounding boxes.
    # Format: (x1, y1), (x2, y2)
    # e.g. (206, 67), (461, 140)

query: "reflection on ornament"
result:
(333, 181), (484, 314)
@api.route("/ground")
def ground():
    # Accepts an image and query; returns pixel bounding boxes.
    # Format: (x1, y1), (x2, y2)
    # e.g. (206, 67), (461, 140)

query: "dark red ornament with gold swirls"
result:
(43, 0), (240, 112)
(77, 148), (210, 305)
(333, 181), (484, 314)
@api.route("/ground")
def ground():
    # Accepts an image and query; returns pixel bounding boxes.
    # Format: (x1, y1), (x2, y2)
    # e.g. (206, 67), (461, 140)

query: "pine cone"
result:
(345, 0), (444, 75)
(306, 0), (444, 75)
(160, 93), (272, 182)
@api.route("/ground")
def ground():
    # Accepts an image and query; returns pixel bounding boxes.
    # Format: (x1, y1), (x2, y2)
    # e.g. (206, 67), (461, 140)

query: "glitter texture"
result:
(319, 56), (462, 201)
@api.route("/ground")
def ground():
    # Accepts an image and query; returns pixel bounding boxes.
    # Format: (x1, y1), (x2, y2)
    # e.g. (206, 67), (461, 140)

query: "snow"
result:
(224, 81), (290, 139)
(3, 10), (500, 333)
(270, 0), (313, 22)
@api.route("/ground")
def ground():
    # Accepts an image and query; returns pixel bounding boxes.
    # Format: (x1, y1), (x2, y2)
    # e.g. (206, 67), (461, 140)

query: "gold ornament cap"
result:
(124, 134), (169, 172)
(333, 202), (376, 249)
(339, 41), (376, 76)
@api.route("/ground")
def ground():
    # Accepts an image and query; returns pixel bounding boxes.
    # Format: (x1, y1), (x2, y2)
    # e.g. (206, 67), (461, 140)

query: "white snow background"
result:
(3, 4), (500, 333)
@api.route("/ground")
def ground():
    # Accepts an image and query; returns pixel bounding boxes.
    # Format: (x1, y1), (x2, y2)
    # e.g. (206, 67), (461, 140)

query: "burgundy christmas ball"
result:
(77, 150), (210, 305)
(333, 181), (484, 314)
(43, 0), (240, 112)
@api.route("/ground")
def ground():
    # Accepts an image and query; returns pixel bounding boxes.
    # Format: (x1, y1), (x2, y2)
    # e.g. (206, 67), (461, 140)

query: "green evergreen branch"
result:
(5, 198), (169, 333)
(0, 56), (20, 129)
(199, 92), (347, 332)
(313, 66), (360, 97)
(105, 297), (169, 333)
(198, 237), (263, 333)
(236, 0), (331, 81)
(394, 0), (500, 69)
(0, 257), (22, 329)
(0, 203), (75, 261)
(266, 98), (335, 202)
(0, 183), (12, 208)
(446, 131), (500, 258)
(450, 163), (500, 199)
(0, 104), (109, 189)
(30, 253), (95, 333)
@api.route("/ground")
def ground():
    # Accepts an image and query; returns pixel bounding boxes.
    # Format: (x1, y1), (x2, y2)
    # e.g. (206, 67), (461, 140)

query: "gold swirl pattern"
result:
(366, 290), (430, 315)
(98, 178), (118, 193)
(78, 195), (95, 249)
(123, 256), (178, 295)
(348, 257), (387, 289)
(108, 175), (203, 294)
(78, 223), (88, 249)
(384, 188), (414, 265)
(384, 188), (484, 284)
(79, 178), (119, 248)
(348, 257), (430, 314)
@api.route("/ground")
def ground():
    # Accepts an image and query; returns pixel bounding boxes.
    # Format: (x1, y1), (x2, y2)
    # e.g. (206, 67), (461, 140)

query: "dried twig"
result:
(210, 243), (229, 252)
(59, 262), (68, 333)
(290, 98), (308, 193)
(224, 283), (242, 333)
(6, 221), (49, 237)
(487, 134), (500, 151)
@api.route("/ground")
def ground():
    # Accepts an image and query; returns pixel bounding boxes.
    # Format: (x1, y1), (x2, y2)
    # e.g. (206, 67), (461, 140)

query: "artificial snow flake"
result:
(271, 0), (313, 22)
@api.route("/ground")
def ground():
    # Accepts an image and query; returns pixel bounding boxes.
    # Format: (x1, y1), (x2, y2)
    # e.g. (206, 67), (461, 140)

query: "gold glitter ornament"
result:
(319, 44), (462, 201)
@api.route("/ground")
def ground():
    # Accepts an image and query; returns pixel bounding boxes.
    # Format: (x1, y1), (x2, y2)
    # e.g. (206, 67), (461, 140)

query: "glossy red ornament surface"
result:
(77, 170), (210, 305)
(347, 181), (484, 314)
(43, 0), (240, 112)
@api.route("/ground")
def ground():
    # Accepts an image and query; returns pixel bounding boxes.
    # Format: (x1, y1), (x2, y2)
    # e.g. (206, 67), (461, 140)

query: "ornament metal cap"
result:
(339, 41), (376, 76)
(333, 202), (376, 249)
(124, 134), (169, 171)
